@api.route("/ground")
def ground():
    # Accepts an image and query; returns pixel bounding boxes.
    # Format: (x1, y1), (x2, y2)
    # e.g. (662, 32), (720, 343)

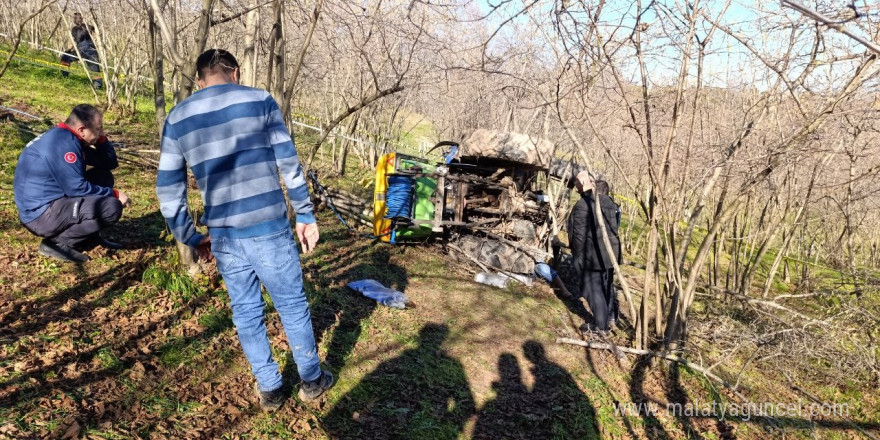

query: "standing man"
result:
(568, 171), (621, 332)
(60, 12), (102, 89)
(14, 104), (129, 263)
(156, 49), (333, 412)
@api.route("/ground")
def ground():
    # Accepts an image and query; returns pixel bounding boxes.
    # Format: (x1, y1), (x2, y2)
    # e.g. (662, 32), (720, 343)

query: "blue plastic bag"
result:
(347, 279), (409, 309)
(533, 263), (558, 283)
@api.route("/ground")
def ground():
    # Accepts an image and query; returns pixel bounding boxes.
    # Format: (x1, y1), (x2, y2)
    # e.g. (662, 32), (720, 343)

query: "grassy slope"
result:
(1, 52), (877, 439)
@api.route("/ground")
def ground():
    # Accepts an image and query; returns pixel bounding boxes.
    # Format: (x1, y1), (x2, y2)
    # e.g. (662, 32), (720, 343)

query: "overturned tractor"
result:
(312, 129), (580, 275)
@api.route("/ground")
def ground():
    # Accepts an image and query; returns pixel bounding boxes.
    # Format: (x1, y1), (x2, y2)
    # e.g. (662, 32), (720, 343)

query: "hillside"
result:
(1, 51), (879, 439)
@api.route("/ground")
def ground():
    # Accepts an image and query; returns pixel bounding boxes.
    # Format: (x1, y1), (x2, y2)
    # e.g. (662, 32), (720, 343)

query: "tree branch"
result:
(148, 0), (186, 66)
(782, 0), (880, 54)
(210, 0), (274, 26)
(306, 83), (405, 167)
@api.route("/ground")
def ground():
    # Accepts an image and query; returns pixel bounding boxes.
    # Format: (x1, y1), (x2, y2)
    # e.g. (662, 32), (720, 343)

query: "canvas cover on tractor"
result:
(460, 129), (554, 167)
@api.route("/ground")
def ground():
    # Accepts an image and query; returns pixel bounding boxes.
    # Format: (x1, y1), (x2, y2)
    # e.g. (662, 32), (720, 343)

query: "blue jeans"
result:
(211, 227), (321, 391)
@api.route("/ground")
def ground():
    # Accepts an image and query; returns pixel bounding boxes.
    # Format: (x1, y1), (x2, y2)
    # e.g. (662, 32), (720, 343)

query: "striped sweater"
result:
(156, 84), (314, 247)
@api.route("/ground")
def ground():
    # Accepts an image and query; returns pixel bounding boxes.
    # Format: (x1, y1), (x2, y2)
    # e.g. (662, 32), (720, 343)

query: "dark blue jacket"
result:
(13, 125), (117, 223)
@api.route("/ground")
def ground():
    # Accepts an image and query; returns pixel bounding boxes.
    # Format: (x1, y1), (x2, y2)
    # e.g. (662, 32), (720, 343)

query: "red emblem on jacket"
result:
(64, 152), (77, 164)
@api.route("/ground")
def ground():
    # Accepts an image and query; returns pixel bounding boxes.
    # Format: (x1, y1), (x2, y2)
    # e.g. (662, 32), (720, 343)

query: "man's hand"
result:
(117, 191), (132, 207)
(196, 235), (213, 262)
(295, 222), (320, 254)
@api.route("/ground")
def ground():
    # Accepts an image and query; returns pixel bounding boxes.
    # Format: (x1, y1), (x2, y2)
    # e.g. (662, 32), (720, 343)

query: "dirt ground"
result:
(0, 203), (719, 439)
(1, 114), (876, 439)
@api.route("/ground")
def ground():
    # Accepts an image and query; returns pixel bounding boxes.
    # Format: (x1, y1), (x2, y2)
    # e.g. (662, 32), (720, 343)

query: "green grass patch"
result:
(142, 391), (201, 419)
(198, 306), (233, 334)
(142, 264), (205, 304)
(0, 43), (160, 125)
(96, 347), (124, 372)
(156, 336), (205, 368)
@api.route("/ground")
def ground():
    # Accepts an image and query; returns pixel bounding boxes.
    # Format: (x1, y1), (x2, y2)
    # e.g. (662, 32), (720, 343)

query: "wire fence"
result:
(0, 32), (154, 83)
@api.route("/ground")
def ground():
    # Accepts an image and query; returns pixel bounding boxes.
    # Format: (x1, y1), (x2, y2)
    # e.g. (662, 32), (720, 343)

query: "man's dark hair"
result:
(65, 104), (101, 128)
(596, 180), (611, 196)
(196, 49), (239, 79)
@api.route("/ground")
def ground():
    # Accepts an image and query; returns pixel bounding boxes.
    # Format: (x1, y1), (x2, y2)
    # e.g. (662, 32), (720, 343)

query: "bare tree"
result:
(0, 0), (60, 80)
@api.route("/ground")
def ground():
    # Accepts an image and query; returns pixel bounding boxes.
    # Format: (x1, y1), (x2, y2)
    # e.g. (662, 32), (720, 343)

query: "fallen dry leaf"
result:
(59, 420), (80, 440)
(130, 361), (146, 380)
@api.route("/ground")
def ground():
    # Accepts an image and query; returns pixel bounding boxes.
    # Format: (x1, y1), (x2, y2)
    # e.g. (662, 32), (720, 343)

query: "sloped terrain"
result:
(1, 56), (878, 440)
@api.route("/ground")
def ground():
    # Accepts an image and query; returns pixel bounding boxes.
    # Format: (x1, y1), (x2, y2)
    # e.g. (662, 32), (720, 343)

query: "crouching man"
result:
(13, 104), (131, 263)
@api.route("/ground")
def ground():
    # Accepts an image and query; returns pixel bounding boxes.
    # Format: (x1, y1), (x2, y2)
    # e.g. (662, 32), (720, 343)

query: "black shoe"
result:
(253, 382), (286, 412)
(298, 370), (334, 403)
(97, 237), (123, 250)
(78, 234), (123, 251)
(38, 239), (89, 263)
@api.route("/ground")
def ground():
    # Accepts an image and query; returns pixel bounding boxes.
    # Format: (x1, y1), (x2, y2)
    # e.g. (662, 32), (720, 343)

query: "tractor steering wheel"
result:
(425, 141), (460, 164)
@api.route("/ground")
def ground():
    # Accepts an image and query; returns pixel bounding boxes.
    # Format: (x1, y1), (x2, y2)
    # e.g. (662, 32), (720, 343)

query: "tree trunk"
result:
(335, 114), (360, 175)
(147, 0), (216, 272)
(147, 0), (166, 125)
(176, 0), (214, 101)
(240, 0), (260, 87)
(282, 0), (324, 122)
(640, 217), (657, 349)
(266, 0), (284, 103)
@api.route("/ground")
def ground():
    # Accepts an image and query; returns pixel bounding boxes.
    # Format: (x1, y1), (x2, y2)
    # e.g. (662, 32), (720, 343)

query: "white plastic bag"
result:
(347, 279), (409, 309)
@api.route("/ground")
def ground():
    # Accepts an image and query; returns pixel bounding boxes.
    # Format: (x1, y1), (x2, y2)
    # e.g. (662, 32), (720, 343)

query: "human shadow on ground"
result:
(630, 348), (674, 440)
(109, 209), (168, 250)
(666, 362), (718, 440)
(473, 341), (600, 439)
(321, 323), (476, 439)
(305, 236), (408, 373)
(582, 343), (641, 438)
